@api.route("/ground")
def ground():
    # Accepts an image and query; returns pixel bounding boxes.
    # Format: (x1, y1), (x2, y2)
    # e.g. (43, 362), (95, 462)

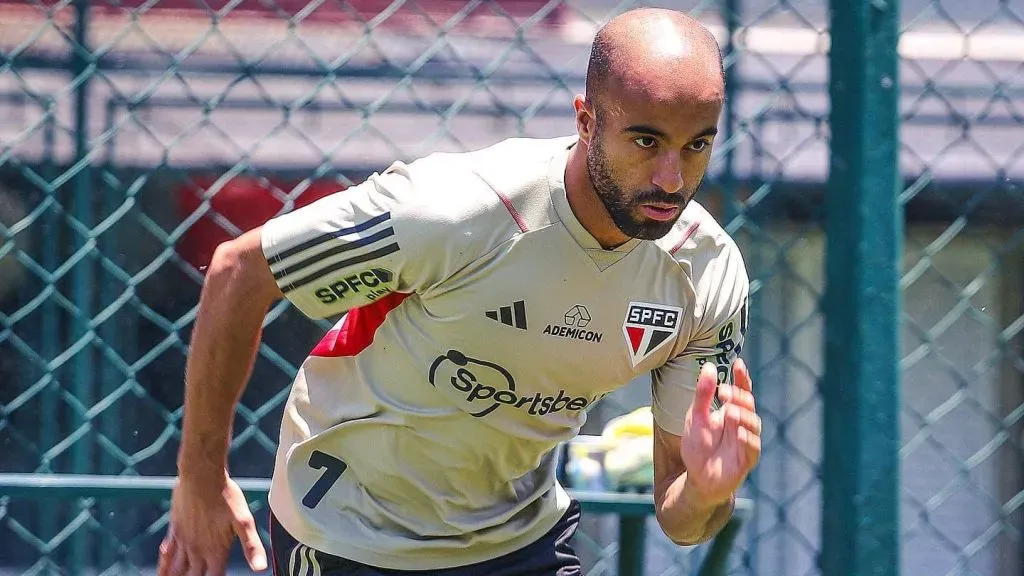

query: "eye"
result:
(687, 139), (711, 152)
(634, 136), (657, 149)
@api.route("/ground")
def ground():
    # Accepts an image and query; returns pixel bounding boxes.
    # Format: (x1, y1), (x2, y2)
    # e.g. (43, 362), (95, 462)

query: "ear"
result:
(573, 95), (596, 147)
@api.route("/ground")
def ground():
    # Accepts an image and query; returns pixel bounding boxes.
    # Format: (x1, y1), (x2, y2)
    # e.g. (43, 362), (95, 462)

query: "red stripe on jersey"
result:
(310, 292), (411, 357)
(669, 221), (701, 255)
(495, 191), (529, 233)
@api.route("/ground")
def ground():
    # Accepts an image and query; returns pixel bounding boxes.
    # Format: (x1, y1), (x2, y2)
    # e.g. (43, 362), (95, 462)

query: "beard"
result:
(586, 135), (699, 241)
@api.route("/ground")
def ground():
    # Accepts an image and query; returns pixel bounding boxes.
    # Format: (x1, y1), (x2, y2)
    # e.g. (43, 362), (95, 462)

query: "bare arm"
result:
(177, 227), (282, 482)
(653, 424), (735, 546)
(652, 361), (761, 546)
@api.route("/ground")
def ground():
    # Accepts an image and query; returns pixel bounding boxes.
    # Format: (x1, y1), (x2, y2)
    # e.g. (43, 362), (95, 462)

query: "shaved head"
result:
(568, 7), (727, 245)
(585, 8), (725, 112)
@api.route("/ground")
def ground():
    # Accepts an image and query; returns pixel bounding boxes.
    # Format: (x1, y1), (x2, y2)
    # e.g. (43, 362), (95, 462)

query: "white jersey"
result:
(260, 136), (749, 570)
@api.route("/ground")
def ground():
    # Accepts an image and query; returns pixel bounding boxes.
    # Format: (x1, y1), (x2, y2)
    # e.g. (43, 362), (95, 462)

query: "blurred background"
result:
(0, 0), (1021, 574)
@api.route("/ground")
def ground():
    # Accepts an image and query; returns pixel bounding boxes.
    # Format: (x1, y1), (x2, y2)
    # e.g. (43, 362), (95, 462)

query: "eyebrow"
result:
(623, 125), (719, 140)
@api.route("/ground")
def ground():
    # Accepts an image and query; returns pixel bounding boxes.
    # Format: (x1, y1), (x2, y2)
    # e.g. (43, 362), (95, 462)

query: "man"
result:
(159, 7), (762, 576)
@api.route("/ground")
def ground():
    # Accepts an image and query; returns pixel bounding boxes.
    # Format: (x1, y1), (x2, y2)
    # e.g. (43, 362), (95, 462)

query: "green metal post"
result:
(617, 516), (647, 576)
(823, 0), (902, 575)
(69, 0), (95, 572)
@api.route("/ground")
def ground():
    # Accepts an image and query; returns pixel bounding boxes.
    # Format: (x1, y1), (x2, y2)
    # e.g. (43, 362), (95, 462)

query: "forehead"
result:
(599, 45), (724, 135)
(600, 78), (723, 137)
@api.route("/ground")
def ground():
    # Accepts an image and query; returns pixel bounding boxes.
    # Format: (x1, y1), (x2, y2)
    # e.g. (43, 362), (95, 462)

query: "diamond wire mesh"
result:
(897, 3), (1024, 576)
(0, 0), (1017, 575)
(3, 0), (821, 573)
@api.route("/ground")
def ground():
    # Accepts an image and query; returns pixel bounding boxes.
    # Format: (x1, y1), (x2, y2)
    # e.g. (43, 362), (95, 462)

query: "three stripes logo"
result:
(289, 543), (323, 576)
(486, 300), (528, 330)
(622, 302), (683, 367)
(265, 211), (400, 303)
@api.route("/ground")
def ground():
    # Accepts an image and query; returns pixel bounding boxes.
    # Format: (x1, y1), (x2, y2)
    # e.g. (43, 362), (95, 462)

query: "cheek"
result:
(616, 147), (662, 183)
(682, 154), (711, 183)
(604, 146), (648, 180)
(602, 141), (673, 193)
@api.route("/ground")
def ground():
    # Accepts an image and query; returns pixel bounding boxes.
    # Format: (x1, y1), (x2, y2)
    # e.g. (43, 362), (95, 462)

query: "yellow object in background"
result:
(600, 407), (655, 491)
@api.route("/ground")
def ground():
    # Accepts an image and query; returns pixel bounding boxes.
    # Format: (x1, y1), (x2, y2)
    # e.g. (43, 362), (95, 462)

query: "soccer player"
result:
(159, 7), (762, 576)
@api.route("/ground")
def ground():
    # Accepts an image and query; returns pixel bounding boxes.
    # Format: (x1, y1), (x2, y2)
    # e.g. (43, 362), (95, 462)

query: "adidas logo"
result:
(485, 300), (527, 330)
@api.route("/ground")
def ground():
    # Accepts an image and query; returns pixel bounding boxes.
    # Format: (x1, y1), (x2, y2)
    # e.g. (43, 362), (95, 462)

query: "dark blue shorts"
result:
(269, 501), (584, 576)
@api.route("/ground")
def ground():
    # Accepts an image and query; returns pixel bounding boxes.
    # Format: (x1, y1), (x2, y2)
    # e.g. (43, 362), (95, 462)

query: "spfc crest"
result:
(622, 302), (684, 367)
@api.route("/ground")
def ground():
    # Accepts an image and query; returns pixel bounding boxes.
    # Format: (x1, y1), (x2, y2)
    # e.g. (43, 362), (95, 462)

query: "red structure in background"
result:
(3, 0), (567, 29)
(176, 175), (343, 270)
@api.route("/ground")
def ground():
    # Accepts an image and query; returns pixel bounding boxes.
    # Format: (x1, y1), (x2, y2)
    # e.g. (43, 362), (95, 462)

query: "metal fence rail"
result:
(0, 0), (1021, 575)
(0, 474), (754, 576)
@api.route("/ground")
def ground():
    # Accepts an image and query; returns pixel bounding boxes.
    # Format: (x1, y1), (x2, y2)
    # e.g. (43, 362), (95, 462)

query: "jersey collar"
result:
(548, 139), (641, 270)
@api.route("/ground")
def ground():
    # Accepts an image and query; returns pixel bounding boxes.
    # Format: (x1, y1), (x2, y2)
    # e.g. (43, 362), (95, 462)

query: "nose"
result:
(651, 152), (684, 195)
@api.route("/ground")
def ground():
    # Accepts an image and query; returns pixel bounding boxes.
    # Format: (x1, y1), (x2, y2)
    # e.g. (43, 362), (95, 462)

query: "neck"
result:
(564, 142), (631, 250)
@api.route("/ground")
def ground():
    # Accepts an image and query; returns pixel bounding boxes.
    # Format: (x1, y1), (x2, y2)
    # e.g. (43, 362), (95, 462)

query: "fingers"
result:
(725, 404), (762, 437)
(737, 425), (762, 468)
(162, 548), (227, 576)
(725, 400), (762, 470)
(719, 359), (756, 413)
(233, 512), (269, 572)
(716, 384), (754, 414)
(723, 402), (740, 442)
(171, 541), (189, 576)
(733, 358), (753, 392)
(157, 532), (176, 576)
(158, 529), (235, 576)
(692, 362), (719, 419)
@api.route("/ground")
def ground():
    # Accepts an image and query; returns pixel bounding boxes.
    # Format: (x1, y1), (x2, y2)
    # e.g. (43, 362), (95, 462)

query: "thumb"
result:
(692, 362), (718, 419)
(232, 513), (268, 572)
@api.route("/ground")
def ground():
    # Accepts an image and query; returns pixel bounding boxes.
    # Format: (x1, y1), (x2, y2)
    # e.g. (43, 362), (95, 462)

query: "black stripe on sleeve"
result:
(280, 243), (401, 294)
(269, 211), (392, 263)
(272, 226), (395, 281)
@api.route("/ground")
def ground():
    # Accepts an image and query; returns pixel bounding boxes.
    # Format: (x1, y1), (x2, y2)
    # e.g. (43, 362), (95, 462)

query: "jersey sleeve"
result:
(651, 238), (750, 436)
(260, 160), (464, 320)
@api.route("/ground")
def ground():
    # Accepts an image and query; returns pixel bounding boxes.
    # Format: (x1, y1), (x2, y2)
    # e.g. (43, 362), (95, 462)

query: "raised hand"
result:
(679, 359), (762, 506)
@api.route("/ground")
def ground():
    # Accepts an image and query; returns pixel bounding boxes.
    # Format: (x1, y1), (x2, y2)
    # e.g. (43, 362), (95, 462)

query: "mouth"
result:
(639, 203), (681, 222)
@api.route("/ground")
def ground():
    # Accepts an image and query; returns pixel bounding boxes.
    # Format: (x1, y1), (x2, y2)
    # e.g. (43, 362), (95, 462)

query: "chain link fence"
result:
(0, 0), (1020, 574)
(897, 2), (1024, 576)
